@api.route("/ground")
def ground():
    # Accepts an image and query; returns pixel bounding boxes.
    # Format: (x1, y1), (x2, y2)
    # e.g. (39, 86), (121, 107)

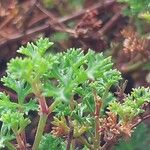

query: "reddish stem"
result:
(93, 91), (103, 150)
(37, 95), (49, 114)
(15, 133), (26, 150)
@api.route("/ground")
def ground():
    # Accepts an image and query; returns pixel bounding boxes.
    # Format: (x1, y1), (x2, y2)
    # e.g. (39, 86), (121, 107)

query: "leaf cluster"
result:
(39, 134), (66, 150)
(109, 87), (150, 122)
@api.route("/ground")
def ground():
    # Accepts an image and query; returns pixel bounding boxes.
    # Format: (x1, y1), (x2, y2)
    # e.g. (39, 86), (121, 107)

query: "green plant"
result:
(118, 0), (150, 33)
(0, 38), (150, 150)
(118, 0), (150, 17)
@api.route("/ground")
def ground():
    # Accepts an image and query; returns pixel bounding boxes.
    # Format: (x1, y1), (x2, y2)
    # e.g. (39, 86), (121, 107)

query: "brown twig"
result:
(0, 0), (116, 48)
(0, 0), (18, 30)
(28, 14), (48, 28)
(36, 2), (75, 35)
(0, 23), (50, 48)
(59, 0), (116, 23)
(21, 0), (38, 32)
(102, 112), (150, 150)
(132, 113), (150, 129)
(98, 11), (122, 36)
(36, 2), (65, 29)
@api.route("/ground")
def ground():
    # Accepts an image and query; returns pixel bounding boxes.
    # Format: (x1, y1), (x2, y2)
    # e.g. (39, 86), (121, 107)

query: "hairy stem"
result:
(32, 113), (48, 150)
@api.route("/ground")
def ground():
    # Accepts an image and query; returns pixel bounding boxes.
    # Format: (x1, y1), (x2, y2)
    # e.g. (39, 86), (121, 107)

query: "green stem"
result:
(78, 136), (94, 150)
(48, 100), (60, 114)
(5, 141), (17, 150)
(85, 98), (94, 113)
(32, 113), (48, 150)
(102, 84), (111, 101)
(70, 96), (76, 110)
(94, 115), (101, 150)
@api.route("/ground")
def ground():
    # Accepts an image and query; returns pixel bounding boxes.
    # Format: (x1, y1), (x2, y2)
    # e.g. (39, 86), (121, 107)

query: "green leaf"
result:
(109, 87), (150, 122)
(39, 134), (66, 150)
(0, 93), (18, 114)
(17, 38), (53, 57)
(23, 99), (39, 115)
(1, 76), (31, 104)
(0, 111), (31, 133)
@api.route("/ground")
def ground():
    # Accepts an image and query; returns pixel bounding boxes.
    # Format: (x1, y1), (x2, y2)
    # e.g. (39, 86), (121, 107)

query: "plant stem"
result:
(71, 140), (75, 150)
(93, 91), (102, 150)
(15, 132), (26, 150)
(78, 136), (94, 150)
(5, 141), (17, 150)
(32, 81), (50, 150)
(102, 84), (111, 101)
(32, 113), (48, 150)
(20, 131), (27, 150)
(12, 128), (25, 150)
(17, 93), (27, 149)
(94, 115), (101, 150)
(66, 126), (74, 150)
(48, 100), (60, 114)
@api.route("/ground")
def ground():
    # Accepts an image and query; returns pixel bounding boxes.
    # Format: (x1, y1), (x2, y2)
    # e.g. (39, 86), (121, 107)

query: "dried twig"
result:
(36, 2), (75, 35)
(132, 114), (150, 129)
(102, 112), (150, 150)
(0, 0), (116, 48)
(59, 0), (116, 23)
(36, 2), (65, 29)
(21, 0), (38, 32)
(98, 12), (122, 36)
(0, 24), (50, 48)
